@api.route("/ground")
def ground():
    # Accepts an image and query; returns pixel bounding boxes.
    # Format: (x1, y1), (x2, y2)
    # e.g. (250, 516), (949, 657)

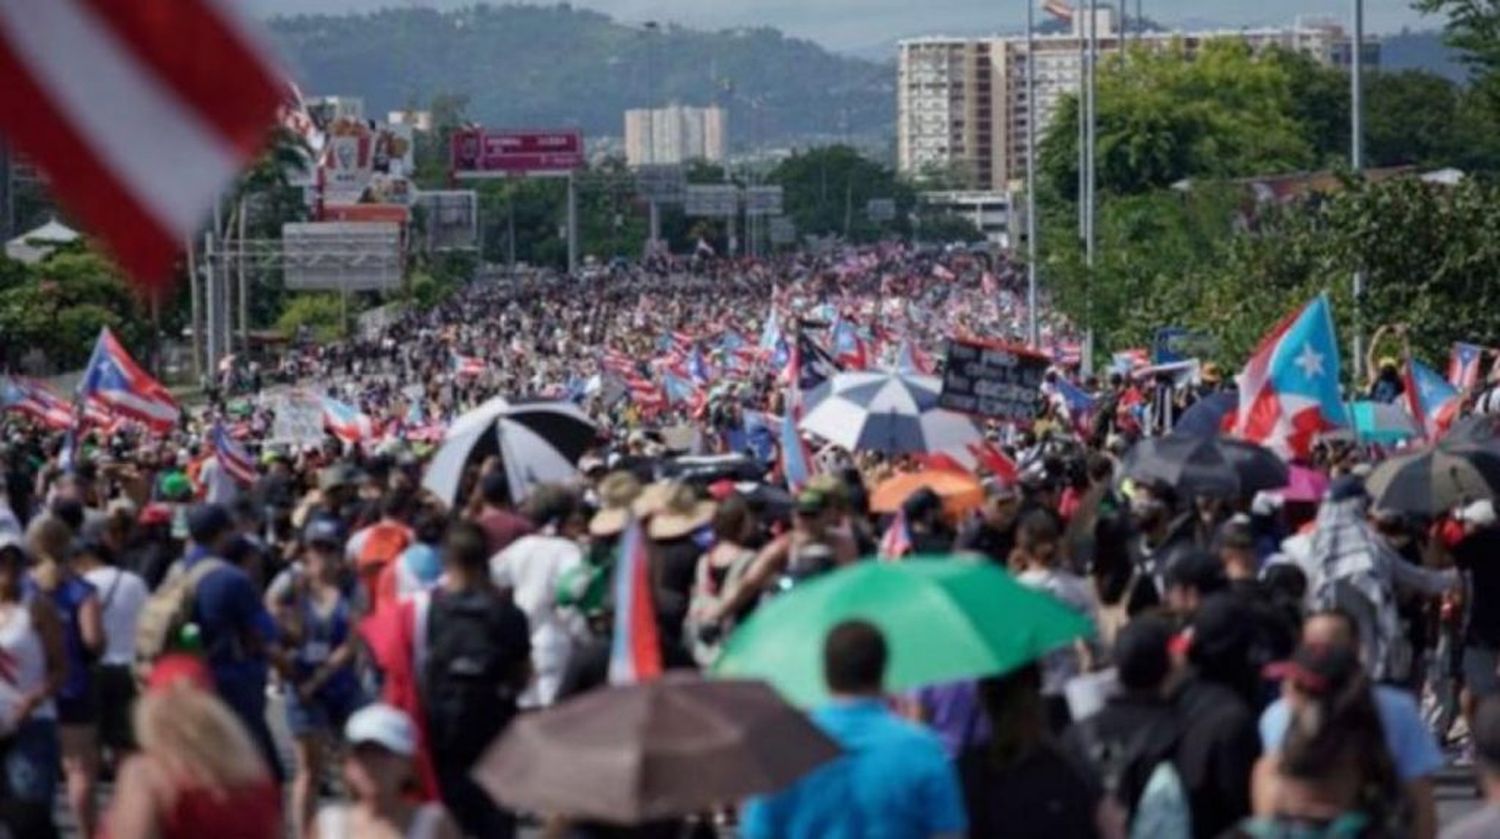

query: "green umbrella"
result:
(713, 558), (1093, 707)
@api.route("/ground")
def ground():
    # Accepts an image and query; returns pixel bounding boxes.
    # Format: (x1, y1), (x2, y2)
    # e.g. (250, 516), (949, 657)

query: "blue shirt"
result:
(742, 698), (967, 839)
(1259, 685), (1442, 782)
(182, 548), (275, 712)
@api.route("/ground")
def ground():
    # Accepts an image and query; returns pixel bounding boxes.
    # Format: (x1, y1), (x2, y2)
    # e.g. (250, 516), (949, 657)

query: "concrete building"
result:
(921, 189), (1020, 249)
(897, 10), (1380, 191)
(624, 105), (728, 166)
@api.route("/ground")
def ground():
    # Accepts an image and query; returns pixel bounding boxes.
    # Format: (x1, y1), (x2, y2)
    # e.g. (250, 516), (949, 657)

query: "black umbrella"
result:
(1365, 444), (1500, 515)
(1173, 392), (1237, 437)
(1123, 434), (1289, 498)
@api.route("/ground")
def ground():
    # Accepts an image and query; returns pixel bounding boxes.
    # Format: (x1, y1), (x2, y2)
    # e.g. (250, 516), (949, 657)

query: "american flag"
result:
(211, 421), (258, 485)
(0, 0), (283, 291)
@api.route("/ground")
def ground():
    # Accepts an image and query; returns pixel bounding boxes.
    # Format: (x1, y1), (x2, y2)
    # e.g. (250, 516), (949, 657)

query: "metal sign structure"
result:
(281, 222), (404, 292)
(634, 164), (686, 204)
(866, 198), (897, 222)
(768, 216), (796, 245)
(683, 184), (739, 218)
(450, 128), (585, 177)
(413, 190), (479, 252)
(743, 185), (784, 217)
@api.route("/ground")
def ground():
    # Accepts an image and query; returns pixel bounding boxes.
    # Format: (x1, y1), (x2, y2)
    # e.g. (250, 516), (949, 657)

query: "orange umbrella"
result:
(872, 470), (984, 518)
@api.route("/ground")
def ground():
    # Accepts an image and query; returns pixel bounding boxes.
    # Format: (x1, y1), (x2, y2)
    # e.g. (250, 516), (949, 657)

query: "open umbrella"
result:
(471, 675), (840, 824)
(1278, 464), (1330, 504)
(714, 559), (1092, 707)
(871, 470), (984, 518)
(1173, 391), (1236, 437)
(798, 371), (980, 456)
(1344, 400), (1417, 444)
(421, 398), (597, 506)
(1445, 414), (1500, 448)
(1122, 434), (1289, 498)
(1365, 444), (1500, 515)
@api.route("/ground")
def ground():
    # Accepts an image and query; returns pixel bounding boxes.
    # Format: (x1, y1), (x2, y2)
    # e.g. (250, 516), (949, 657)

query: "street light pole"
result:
(1083, 0), (1098, 377)
(1025, 0), (1039, 347)
(1351, 0), (1365, 381)
(645, 21), (661, 252)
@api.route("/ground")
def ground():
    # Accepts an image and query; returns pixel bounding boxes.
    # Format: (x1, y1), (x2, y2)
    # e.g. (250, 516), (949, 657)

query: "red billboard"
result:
(451, 128), (585, 175)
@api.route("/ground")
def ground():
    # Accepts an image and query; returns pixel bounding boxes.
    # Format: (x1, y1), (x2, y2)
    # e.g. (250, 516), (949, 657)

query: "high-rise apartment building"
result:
(624, 105), (729, 166)
(897, 11), (1380, 191)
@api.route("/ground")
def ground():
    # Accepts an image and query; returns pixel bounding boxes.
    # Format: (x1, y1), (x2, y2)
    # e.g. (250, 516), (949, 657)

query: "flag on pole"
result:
(0, 0), (284, 290)
(321, 396), (373, 444)
(879, 508), (913, 560)
(1449, 342), (1483, 392)
(450, 353), (486, 378)
(1230, 295), (1346, 460)
(1, 376), (74, 430)
(608, 518), (662, 685)
(779, 339), (817, 493)
(1404, 357), (1461, 441)
(78, 327), (180, 433)
(211, 422), (257, 485)
(831, 318), (868, 370)
(1043, 0), (1075, 21)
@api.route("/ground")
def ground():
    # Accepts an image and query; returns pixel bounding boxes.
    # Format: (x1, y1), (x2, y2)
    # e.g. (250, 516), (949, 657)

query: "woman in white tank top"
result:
(0, 535), (66, 818)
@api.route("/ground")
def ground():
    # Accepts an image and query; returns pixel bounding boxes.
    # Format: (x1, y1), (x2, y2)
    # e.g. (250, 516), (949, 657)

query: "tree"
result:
(1415, 0), (1500, 109)
(0, 249), (147, 371)
(768, 146), (915, 242)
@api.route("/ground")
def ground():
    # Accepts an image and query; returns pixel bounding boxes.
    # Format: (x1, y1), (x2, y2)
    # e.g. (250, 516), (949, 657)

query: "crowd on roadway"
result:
(5, 245), (1500, 839)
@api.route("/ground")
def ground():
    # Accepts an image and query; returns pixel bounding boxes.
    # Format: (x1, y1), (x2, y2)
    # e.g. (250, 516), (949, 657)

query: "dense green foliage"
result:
(267, 4), (892, 145)
(0, 247), (153, 371)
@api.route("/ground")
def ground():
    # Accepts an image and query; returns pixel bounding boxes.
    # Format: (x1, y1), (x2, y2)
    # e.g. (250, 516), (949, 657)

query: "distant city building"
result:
(624, 105), (728, 166)
(920, 190), (1020, 249)
(387, 110), (433, 132)
(897, 10), (1380, 191)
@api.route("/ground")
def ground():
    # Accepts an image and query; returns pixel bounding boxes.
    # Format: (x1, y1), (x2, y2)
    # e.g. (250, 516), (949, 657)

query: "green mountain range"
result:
(268, 4), (895, 148)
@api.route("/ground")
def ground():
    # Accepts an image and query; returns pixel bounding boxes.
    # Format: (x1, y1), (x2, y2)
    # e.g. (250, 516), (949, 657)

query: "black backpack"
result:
(422, 589), (526, 765)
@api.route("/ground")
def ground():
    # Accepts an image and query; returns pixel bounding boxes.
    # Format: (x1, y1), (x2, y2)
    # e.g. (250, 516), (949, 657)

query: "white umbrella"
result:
(422, 399), (598, 506)
(798, 371), (981, 456)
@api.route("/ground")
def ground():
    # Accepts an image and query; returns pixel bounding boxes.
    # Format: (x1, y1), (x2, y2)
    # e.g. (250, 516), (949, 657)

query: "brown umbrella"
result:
(470, 674), (841, 824)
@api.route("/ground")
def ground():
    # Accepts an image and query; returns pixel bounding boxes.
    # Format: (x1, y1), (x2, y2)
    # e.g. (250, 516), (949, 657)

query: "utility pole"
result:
(645, 21), (661, 252)
(237, 197), (248, 351)
(566, 173), (578, 273)
(1350, 0), (1366, 381)
(1025, 0), (1039, 347)
(1083, 0), (1098, 377)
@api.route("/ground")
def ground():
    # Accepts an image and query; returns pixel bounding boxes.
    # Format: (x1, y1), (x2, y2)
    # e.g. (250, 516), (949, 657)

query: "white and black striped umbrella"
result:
(798, 371), (980, 456)
(423, 398), (598, 506)
(1365, 444), (1500, 515)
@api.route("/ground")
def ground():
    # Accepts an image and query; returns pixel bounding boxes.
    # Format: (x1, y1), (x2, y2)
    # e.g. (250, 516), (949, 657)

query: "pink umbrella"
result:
(1280, 465), (1329, 503)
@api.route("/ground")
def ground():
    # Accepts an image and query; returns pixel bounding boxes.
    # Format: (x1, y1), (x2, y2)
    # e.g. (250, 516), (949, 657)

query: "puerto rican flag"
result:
(1405, 357), (1461, 441)
(1043, 0), (1074, 21)
(211, 421), (257, 485)
(895, 339), (936, 375)
(1047, 377), (1097, 435)
(831, 318), (868, 370)
(1231, 295), (1347, 460)
(600, 348), (637, 377)
(1111, 349), (1151, 374)
(879, 508), (913, 561)
(1449, 342), (1483, 392)
(0, 0), (283, 291)
(932, 263), (957, 281)
(321, 396), (373, 444)
(779, 339), (817, 493)
(78, 327), (179, 433)
(1, 376), (74, 430)
(450, 353), (486, 378)
(608, 518), (662, 685)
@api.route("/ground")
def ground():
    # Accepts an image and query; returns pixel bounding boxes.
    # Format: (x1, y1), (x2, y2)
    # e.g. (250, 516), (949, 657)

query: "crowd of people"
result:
(2, 245), (1500, 839)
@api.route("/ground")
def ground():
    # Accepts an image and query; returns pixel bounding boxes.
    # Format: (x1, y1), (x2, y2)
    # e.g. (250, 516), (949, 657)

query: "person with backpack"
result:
(139, 504), (282, 782)
(1063, 615), (1186, 839)
(424, 521), (531, 838)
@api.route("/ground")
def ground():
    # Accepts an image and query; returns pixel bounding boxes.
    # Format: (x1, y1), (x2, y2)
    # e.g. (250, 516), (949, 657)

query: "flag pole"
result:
(1025, 0), (1039, 348)
(1350, 0), (1366, 382)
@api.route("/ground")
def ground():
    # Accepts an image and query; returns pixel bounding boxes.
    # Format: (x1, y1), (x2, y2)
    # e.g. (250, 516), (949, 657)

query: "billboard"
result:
(768, 216), (796, 245)
(282, 222), (403, 292)
(451, 128), (585, 176)
(683, 185), (739, 217)
(743, 186), (784, 216)
(635, 164), (685, 203)
(320, 119), (415, 206)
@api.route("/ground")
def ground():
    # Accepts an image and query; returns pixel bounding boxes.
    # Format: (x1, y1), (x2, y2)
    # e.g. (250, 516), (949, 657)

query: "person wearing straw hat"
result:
(648, 484), (717, 652)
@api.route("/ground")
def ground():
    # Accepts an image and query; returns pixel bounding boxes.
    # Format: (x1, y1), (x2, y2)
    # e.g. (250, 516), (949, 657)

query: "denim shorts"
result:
(284, 685), (365, 738)
(3, 717), (60, 805)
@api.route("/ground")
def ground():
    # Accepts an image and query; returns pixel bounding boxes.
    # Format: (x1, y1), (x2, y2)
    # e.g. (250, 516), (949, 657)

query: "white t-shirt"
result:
(491, 534), (584, 708)
(199, 457), (240, 505)
(82, 566), (150, 665)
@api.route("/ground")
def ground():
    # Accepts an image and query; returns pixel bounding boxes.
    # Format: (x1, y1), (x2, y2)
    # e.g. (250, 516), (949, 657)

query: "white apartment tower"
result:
(624, 105), (729, 166)
(897, 11), (1379, 191)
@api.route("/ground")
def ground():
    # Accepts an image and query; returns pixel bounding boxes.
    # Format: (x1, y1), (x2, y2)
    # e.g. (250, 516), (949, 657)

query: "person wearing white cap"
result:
(1453, 497), (1500, 760)
(314, 703), (459, 839)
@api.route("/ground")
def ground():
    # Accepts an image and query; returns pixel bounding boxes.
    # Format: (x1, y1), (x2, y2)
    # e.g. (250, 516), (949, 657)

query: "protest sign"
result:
(270, 391), (326, 447)
(938, 338), (1048, 421)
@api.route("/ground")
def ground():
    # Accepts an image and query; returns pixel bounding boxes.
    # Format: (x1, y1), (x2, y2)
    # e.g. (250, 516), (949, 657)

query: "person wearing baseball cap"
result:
(314, 704), (459, 839)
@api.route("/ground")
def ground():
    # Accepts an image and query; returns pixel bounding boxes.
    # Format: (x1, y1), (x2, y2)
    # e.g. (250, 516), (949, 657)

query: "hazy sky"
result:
(248, 0), (1439, 54)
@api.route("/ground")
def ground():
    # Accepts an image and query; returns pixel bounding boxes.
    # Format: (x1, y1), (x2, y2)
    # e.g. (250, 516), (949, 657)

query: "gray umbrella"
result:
(1365, 444), (1500, 515)
(1123, 434), (1289, 498)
